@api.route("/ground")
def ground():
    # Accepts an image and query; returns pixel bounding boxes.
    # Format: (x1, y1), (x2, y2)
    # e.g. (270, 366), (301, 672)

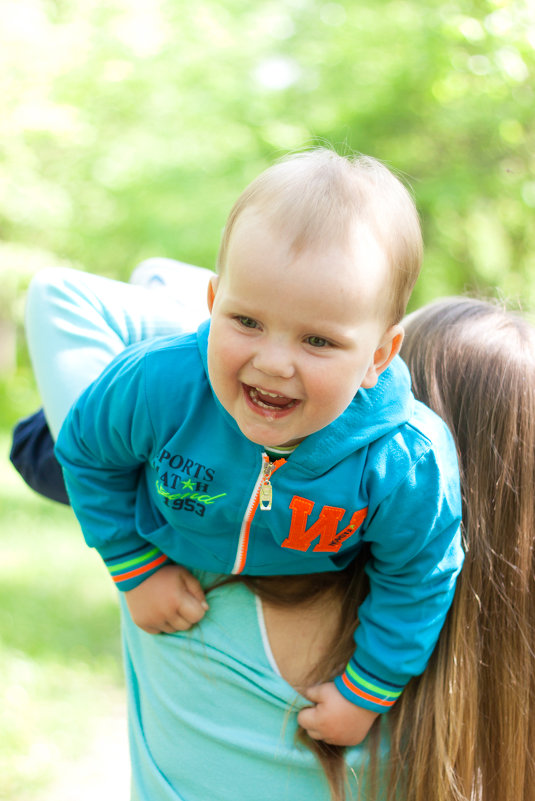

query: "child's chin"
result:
(241, 426), (289, 449)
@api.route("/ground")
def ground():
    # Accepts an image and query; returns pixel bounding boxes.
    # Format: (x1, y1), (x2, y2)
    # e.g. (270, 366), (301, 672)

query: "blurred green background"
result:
(0, 0), (533, 797)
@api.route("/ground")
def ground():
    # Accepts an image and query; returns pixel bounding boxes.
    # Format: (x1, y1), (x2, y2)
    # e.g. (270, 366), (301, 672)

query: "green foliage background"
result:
(0, 3), (533, 796)
(1, 0), (534, 428)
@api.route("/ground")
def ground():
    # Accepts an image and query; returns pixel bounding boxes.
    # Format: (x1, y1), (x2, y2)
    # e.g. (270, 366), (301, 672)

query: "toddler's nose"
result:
(252, 342), (295, 379)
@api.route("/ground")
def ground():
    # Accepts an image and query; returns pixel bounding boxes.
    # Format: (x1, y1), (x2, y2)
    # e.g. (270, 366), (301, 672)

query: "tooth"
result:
(255, 387), (284, 398)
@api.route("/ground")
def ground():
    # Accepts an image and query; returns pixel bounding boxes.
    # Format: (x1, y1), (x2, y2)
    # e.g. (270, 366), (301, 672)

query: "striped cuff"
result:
(335, 661), (404, 714)
(103, 544), (169, 591)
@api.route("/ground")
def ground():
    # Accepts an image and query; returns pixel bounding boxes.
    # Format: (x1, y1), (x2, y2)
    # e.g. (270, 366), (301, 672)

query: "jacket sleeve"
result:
(334, 445), (463, 713)
(55, 341), (170, 591)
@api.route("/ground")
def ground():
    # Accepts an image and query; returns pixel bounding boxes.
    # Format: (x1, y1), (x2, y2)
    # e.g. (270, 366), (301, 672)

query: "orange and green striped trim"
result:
(104, 545), (169, 590)
(336, 661), (404, 712)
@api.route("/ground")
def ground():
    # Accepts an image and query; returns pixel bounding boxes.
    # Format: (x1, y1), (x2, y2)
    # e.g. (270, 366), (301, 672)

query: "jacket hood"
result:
(197, 319), (414, 473)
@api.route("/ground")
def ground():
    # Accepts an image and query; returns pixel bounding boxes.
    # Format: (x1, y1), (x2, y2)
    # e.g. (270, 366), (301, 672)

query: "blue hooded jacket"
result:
(56, 319), (462, 712)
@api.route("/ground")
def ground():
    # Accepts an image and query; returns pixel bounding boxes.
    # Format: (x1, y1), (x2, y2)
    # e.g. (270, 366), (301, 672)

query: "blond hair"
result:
(216, 148), (423, 324)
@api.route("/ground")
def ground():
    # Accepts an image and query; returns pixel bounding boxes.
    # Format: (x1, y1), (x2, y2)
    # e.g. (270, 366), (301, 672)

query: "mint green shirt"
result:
(121, 574), (387, 800)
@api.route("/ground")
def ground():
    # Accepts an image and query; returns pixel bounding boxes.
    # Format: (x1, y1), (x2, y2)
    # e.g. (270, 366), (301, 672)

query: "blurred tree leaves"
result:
(0, 0), (534, 310)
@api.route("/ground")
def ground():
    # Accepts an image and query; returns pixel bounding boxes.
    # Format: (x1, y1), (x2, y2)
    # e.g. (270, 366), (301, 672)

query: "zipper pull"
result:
(259, 480), (272, 511)
(259, 452), (285, 512)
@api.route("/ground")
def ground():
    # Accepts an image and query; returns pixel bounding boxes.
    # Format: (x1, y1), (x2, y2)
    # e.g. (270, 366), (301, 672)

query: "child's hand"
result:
(297, 682), (378, 746)
(124, 564), (209, 634)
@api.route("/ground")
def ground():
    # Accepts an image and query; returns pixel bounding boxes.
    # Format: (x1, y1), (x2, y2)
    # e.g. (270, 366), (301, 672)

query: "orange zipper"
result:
(231, 453), (286, 574)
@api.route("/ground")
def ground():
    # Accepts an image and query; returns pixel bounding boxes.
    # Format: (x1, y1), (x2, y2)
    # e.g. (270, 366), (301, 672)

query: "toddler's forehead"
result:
(227, 206), (386, 261)
(222, 213), (392, 324)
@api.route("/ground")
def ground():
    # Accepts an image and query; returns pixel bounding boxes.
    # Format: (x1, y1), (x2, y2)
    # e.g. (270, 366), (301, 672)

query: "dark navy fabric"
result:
(10, 409), (69, 505)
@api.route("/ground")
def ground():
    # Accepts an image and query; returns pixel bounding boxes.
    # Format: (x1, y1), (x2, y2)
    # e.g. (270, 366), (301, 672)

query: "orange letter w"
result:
(281, 496), (367, 553)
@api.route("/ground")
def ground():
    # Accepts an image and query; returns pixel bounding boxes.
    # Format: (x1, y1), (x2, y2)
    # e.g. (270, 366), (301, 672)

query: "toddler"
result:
(51, 149), (462, 745)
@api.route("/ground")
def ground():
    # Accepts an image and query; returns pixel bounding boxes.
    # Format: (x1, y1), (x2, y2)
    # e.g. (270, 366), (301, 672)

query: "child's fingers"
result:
(165, 569), (207, 625)
(297, 687), (323, 726)
(297, 684), (335, 741)
(159, 614), (196, 633)
(170, 590), (207, 626)
(178, 567), (209, 610)
(132, 614), (195, 634)
(302, 684), (325, 704)
(297, 704), (316, 728)
(297, 705), (324, 740)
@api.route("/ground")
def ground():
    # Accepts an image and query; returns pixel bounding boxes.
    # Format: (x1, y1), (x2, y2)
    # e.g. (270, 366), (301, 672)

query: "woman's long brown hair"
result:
(390, 297), (535, 800)
(235, 297), (535, 800)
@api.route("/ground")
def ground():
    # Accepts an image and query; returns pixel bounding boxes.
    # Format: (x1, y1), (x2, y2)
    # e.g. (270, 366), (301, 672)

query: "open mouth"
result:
(244, 385), (300, 412)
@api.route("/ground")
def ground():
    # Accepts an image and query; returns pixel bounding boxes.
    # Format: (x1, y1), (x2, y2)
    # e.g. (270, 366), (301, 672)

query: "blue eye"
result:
(306, 335), (329, 348)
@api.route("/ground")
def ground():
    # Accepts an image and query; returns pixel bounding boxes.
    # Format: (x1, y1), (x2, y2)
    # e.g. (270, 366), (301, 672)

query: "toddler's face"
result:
(207, 210), (401, 449)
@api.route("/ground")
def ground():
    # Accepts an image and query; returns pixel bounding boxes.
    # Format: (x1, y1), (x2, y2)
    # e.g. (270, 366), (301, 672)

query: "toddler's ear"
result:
(207, 275), (219, 313)
(361, 325), (404, 389)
